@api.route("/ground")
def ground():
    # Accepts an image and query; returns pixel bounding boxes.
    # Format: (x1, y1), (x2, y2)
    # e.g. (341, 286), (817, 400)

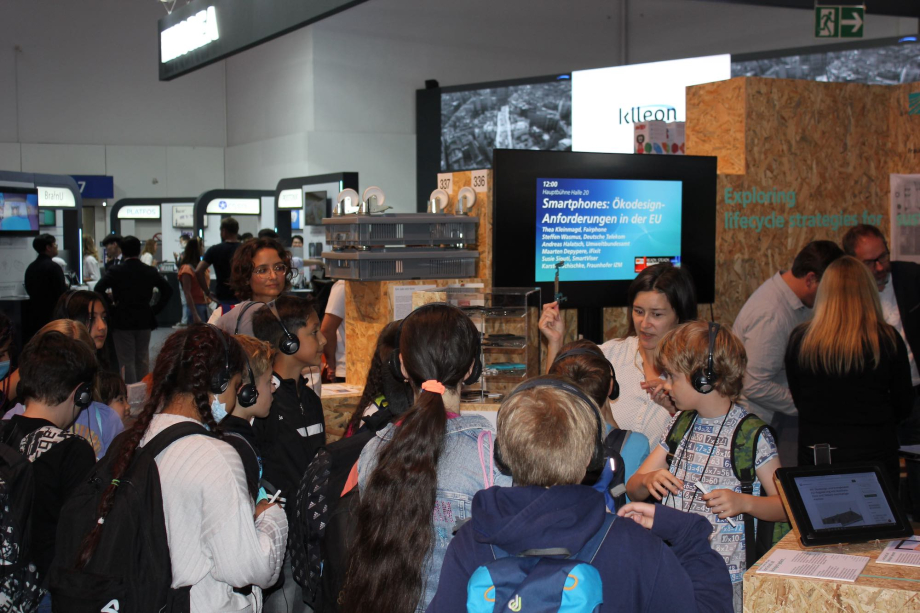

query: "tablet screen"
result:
(794, 472), (897, 531)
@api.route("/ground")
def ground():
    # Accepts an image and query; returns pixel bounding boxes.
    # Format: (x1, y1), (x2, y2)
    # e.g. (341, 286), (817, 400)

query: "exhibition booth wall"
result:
(341, 75), (920, 389)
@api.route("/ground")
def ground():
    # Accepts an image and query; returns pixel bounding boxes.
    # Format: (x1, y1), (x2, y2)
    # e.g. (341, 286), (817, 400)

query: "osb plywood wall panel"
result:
(686, 78), (747, 176)
(888, 83), (920, 176)
(687, 77), (896, 327)
(345, 278), (483, 390)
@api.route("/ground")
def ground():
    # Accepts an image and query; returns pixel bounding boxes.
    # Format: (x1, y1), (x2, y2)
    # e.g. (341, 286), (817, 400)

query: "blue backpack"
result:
(466, 514), (615, 613)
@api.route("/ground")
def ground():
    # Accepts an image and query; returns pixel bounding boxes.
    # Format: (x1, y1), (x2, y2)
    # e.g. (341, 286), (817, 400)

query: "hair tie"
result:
(421, 380), (446, 395)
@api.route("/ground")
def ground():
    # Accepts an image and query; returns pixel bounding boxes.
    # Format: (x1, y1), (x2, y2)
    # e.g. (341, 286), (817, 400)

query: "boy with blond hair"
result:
(627, 321), (787, 612)
(427, 375), (732, 613)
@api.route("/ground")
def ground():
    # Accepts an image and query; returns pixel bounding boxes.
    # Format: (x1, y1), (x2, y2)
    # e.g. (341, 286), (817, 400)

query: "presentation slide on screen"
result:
(794, 473), (896, 530)
(571, 54), (730, 155)
(535, 177), (682, 282)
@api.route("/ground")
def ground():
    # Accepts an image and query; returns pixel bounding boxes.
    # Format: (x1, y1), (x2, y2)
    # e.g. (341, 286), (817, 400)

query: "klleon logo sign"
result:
(161, 6), (219, 63)
(619, 104), (677, 124)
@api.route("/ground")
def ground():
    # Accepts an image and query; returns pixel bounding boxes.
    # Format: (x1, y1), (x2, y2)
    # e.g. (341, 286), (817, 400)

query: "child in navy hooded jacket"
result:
(426, 376), (732, 613)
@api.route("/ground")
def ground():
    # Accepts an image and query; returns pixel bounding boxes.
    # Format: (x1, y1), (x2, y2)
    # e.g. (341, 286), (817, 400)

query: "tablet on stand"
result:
(774, 461), (913, 548)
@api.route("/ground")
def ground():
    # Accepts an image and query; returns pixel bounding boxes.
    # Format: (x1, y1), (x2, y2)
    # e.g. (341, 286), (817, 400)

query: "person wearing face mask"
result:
(540, 263), (699, 451)
(732, 241), (843, 468)
(217, 334), (275, 503)
(843, 224), (920, 516)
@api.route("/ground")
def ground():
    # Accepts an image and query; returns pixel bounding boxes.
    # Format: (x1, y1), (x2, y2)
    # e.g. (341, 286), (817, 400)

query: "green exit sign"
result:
(816, 5), (864, 39)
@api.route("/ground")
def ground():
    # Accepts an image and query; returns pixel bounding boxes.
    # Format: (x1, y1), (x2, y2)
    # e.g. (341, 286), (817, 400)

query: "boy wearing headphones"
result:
(427, 375), (732, 612)
(251, 295), (327, 508)
(1, 331), (97, 608)
(251, 296), (326, 612)
(626, 321), (785, 612)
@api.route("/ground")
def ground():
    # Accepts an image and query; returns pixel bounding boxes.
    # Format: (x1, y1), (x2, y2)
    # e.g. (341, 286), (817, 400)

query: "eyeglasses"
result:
(252, 263), (289, 278)
(861, 251), (890, 268)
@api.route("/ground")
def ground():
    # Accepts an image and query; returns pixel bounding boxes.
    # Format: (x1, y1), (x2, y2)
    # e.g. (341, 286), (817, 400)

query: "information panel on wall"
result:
(158, 0), (370, 80)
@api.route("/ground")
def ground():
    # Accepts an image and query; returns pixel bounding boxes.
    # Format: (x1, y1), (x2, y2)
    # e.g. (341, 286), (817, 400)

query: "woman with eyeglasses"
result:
(213, 237), (294, 336)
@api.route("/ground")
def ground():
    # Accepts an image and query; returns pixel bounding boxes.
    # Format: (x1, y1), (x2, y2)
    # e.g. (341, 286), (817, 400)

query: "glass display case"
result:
(419, 286), (541, 402)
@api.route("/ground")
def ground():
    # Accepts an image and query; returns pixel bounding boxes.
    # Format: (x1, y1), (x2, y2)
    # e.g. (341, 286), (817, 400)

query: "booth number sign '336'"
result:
(815, 5), (864, 39)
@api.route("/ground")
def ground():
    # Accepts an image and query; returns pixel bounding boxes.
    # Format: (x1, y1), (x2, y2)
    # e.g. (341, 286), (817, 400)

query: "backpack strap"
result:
(665, 410), (697, 467)
(141, 422), (212, 459)
(222, 432), (261, 502)
(491, 513), (616, 562)
(603, 428), (629, 459)
(729, 412), (772, 570)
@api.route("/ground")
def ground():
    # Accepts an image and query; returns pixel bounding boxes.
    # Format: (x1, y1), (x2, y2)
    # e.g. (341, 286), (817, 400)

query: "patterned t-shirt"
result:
(658, 404), (778, 585)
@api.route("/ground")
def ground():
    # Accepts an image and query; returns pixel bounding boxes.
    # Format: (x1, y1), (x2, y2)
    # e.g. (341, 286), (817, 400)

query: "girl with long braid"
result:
(340, 305), (510, 613)
(72, 324), (288, 611)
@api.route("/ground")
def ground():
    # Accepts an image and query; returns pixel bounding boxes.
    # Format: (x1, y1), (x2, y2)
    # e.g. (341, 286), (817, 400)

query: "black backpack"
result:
(0, 422), (44, 613)
(290, 407), (394, 611)
(48, 422), (213, 613)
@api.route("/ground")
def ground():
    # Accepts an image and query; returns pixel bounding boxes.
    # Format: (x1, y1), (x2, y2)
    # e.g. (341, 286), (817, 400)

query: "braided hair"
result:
(74, 323), (245, 569)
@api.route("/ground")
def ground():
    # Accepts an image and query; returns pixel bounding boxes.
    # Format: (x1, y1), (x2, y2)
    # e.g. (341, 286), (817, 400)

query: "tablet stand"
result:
(811, 443), (835, 466)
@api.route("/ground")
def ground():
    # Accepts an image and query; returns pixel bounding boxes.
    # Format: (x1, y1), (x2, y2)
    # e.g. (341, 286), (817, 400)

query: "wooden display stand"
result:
(321, 170), (496, 434)
(743, 530), (920, 611)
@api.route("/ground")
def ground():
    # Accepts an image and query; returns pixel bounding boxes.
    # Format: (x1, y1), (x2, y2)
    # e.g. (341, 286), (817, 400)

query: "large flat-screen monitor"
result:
(0, 189), (40, 235)
(492, 150), (716, 308)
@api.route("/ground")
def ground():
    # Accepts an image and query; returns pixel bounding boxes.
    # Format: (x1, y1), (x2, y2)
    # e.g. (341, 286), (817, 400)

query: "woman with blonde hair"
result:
(82, 235), (101, 283)
(140, 238), (158, 267)
(785, 255), (913, 485)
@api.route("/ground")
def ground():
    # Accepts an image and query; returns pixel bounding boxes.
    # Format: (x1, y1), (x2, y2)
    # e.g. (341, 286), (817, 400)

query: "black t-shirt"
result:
(5, 415), (96, 583)
(202, 241), (241, 302)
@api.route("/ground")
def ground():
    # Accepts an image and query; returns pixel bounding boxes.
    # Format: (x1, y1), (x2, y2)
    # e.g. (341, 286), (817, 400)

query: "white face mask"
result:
(211, 395), (228, 423)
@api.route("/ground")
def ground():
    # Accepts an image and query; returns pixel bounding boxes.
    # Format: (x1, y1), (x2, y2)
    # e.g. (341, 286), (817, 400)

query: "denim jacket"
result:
(358, 414), (511, 612)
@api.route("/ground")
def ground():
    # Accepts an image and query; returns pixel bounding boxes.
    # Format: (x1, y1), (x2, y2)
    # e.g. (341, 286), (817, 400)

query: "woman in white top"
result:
(82, 235), (101, 284)
(140, 238), (158, 267)
(70, 324), (287, 611)
(540, 263), (698, 450)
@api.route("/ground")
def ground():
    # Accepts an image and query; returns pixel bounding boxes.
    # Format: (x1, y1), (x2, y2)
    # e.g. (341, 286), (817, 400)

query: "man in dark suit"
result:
(844, 224), (920, 516)
(101, 234), (123, 271)
(23, 233), (67, 343)
(95, 235), (172, 383)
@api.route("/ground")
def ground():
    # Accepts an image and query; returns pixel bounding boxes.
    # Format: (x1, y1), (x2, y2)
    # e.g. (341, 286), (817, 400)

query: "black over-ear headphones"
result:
(74, 381), (93, 410)
(268, 301), (300, 356)
(551, 348), (620, 401)
(691, 322), (721, 394)
(205, 324), (258, 408)
(494, 376), (606, 477)
(388, 303), (482, 386)
(207, 324), (232, 394)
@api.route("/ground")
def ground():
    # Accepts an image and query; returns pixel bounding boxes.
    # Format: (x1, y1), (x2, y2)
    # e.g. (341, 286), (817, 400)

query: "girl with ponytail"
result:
(73, 323), (288, 611)
(341, 305), (510, 613)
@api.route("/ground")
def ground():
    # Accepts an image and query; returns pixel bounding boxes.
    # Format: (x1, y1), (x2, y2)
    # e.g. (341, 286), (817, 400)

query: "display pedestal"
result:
(743, 530), (920, 611)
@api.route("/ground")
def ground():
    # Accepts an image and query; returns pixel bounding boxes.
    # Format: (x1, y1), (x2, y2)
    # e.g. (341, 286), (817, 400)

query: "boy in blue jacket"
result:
(426, 377), (733, 613)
